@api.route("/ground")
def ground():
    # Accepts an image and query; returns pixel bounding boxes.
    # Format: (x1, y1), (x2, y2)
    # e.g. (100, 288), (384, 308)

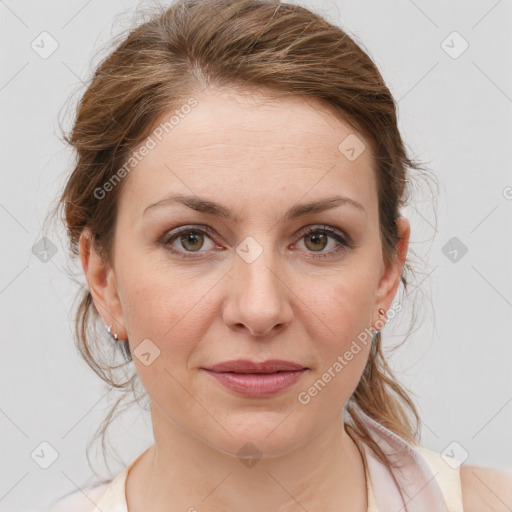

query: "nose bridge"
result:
(235, 234), (283, 299)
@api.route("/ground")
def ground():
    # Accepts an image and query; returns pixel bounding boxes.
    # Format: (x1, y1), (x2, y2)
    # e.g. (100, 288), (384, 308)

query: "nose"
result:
(222, 247), (293, 338)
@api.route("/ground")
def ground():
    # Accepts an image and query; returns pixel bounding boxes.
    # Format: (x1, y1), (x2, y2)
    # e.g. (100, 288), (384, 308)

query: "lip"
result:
(201, 359), (308, 398)
(202, 368), (307, 397)
(204, 359), (307, 373)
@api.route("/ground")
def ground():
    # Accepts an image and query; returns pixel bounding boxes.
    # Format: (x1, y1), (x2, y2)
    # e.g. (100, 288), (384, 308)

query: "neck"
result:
(126, 406), (368, 512)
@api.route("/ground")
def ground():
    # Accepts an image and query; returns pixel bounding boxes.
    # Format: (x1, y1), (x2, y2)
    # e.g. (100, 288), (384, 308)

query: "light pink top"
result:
(43, 410), (464, 511)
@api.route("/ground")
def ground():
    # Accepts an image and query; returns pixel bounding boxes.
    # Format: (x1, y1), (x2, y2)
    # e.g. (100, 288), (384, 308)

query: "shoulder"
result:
(410, 445), (464, 509)
(44, 482), (110, 512)
(460, 464), (512, 511)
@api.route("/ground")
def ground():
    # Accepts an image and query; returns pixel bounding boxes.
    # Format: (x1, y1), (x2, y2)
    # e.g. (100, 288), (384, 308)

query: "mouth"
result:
(202, 369), (307, 397)
(202, 359), (307, 374)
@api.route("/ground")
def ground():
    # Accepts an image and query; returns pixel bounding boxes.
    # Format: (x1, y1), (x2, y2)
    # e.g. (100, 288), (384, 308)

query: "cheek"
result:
(117, 249), (209, 338)
(298, 276), (375, 400)
(123, 278), (209, 413)
(305, 269), (377, 348)
(117, 256), (219, 370)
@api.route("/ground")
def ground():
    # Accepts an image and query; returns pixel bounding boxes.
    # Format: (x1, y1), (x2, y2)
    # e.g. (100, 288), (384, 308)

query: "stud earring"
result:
(372, 308), (387, 339)
(106, 324), (118, 340)
(105, 323), (132, 362)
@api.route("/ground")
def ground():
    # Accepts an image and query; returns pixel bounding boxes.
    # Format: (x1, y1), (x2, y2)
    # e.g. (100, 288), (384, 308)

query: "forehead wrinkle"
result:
(159, 141), (350, 167)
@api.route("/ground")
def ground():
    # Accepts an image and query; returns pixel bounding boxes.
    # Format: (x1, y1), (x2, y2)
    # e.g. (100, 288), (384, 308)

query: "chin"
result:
(197, 414), (310, 459)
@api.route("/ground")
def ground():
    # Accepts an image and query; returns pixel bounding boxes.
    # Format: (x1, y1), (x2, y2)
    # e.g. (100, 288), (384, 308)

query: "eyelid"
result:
(160, 224), (220, 250)
(299, 225), (353, 246)
(161, 223), (353, 258)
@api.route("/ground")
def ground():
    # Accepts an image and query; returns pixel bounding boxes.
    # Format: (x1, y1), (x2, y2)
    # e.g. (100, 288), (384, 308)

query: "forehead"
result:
(118, 88), (378, 222)
(156, 88), (369, 162)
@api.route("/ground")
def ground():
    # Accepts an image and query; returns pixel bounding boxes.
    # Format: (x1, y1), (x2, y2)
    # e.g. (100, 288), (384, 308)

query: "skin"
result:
(461, 465), (512, 511)
(79, 87), (410, 512)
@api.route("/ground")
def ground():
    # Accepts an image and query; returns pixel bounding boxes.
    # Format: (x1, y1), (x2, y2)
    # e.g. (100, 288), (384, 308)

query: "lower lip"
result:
(202, 369), (307, 397)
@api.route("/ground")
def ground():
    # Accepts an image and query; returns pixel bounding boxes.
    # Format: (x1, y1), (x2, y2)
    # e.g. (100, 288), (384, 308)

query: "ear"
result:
(372, 216), (410, 330)
(79, 229), (127, 339)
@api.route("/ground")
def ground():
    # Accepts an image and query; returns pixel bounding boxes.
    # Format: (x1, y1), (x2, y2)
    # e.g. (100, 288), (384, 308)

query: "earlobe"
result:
(372, 217), (411, 327)
(78, 229), (126, 337)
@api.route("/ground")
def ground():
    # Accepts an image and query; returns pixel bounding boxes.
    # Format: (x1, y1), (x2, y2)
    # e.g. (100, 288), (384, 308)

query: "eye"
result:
(162, 226), (218, 258)
(161, 224), (353, 260)
(295, 226), (352, 259)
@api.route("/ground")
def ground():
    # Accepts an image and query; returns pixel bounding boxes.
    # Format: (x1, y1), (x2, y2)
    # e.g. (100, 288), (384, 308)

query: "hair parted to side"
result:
(45, 0), (439, 475)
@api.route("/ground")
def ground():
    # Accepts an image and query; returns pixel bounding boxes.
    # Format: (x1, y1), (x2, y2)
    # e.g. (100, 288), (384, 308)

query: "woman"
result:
(44, 0), (512, 510)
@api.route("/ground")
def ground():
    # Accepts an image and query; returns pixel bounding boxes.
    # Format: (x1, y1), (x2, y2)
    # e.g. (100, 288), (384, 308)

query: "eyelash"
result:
(160, 225), (353, 260)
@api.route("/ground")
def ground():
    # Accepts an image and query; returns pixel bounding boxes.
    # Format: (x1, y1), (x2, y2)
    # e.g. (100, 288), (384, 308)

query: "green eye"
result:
(162, 225), (353, 260)
(297, 226), (351, 259)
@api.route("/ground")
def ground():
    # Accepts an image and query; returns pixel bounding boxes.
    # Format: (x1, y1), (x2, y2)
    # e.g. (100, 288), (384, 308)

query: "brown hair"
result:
(45, 0), (438, 476)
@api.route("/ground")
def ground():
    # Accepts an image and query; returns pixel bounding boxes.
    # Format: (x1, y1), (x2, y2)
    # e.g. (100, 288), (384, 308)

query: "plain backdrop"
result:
(1, 0), (511, 510)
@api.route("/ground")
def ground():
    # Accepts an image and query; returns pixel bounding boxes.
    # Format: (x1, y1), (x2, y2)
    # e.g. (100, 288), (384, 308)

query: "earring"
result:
(105, 323), (132, 362)
(106, 324), (118, 340)
(372, 308), (387, 339)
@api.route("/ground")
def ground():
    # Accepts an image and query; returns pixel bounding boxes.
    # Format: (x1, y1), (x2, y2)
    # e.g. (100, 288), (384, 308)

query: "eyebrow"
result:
(143, 193), (366, 222)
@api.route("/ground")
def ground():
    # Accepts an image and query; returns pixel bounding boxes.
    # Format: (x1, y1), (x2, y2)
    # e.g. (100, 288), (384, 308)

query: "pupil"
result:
(307, 233), (327, 251)
(182, 232), (203, 251)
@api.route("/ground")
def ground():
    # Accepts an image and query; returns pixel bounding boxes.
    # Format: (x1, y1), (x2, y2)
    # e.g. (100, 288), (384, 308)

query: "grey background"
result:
(1, 0), (511, 510)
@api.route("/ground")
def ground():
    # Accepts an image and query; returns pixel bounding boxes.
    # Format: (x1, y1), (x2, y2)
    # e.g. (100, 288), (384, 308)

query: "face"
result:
(81, 87), (409, 458)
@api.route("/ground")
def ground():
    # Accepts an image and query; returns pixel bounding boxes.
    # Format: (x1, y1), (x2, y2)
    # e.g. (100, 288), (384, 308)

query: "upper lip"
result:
(203, 359), (307, 374)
